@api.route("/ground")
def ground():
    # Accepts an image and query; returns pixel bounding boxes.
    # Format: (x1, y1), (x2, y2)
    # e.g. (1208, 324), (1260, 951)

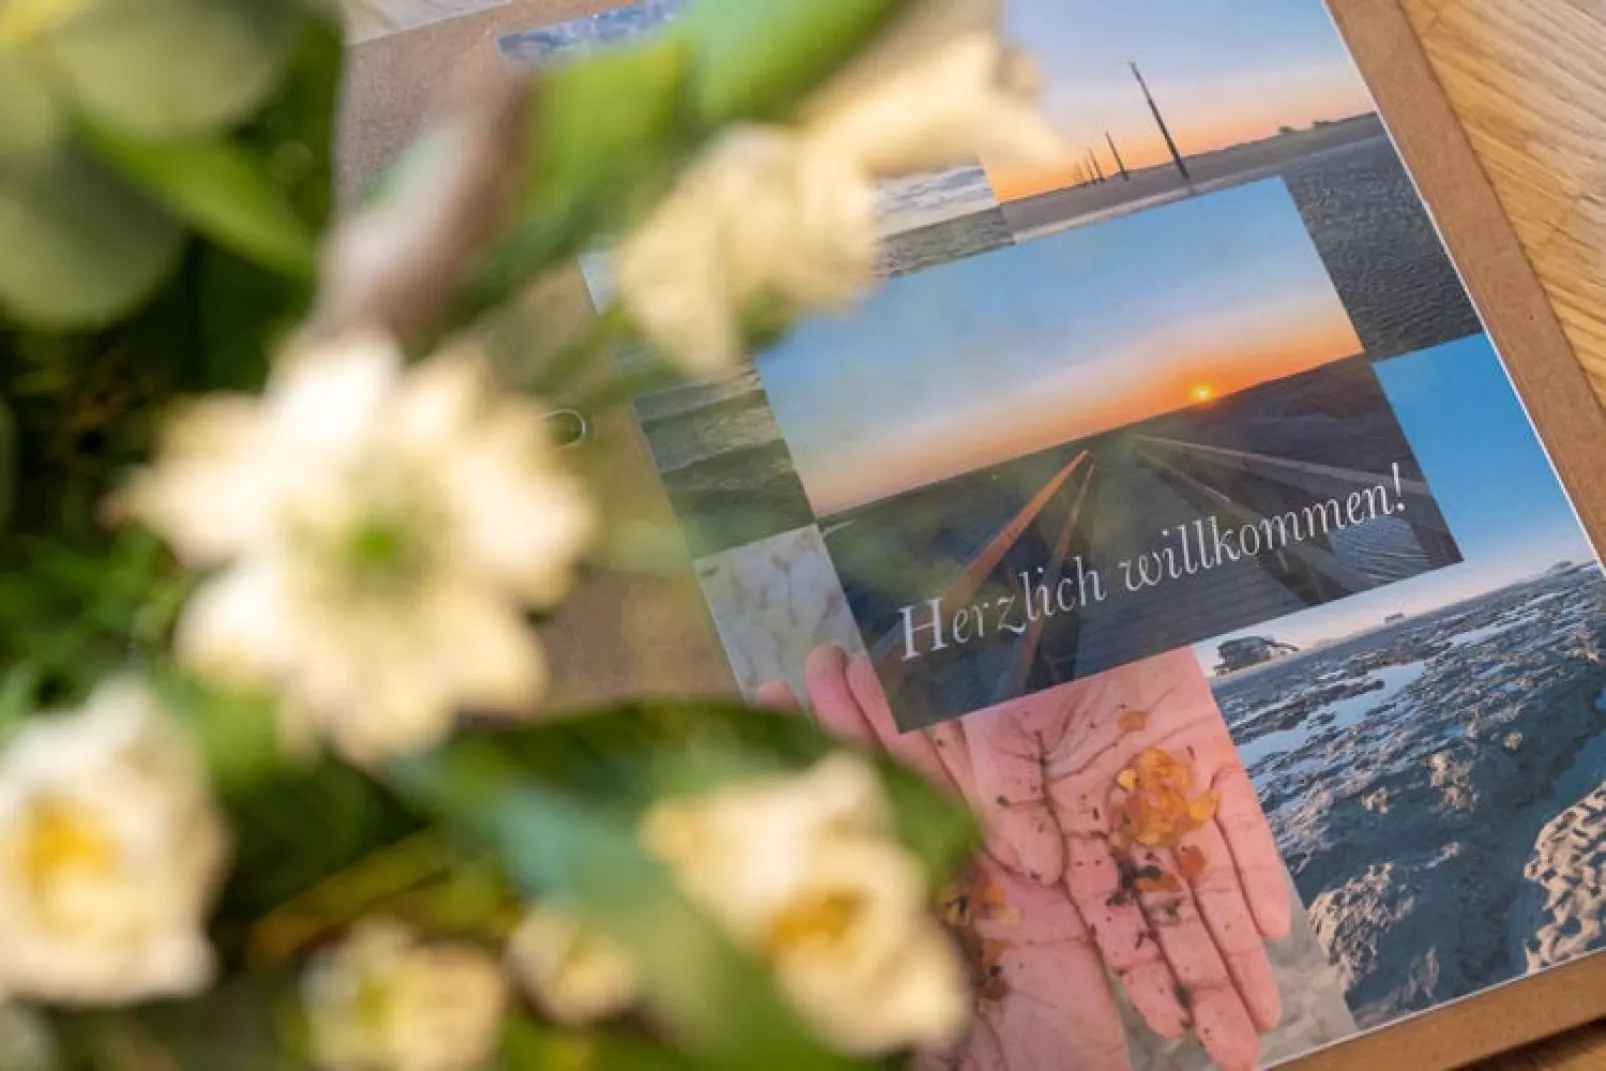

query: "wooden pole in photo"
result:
(1131, 61), (1191, 179)
(1106, 131), (1131, 179)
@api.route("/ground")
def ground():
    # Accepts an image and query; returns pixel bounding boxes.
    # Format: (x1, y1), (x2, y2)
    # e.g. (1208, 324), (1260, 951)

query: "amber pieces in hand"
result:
(1106, 746), (1219, 892)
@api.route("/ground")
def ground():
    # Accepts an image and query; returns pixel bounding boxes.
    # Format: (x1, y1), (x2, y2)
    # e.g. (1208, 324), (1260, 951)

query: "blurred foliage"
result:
(0, 0), (982, 1067)
(0, 1), (339, 713)
(394, 704), (974, 1069)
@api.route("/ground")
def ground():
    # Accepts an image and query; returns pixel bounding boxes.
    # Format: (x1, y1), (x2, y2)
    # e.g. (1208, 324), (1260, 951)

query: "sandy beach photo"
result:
(994, 0), (1481, 360)
(993, 1), (1376, 229)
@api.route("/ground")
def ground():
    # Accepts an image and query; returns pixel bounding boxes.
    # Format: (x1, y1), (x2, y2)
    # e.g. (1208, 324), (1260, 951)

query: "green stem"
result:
(247, 828), (457, 963)
(569, 361), (680, 416)
(530, 304), (633, 398)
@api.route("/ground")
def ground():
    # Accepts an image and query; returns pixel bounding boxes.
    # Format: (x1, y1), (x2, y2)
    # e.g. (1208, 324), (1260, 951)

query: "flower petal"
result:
(617, 127), (879, 376)
(807, 30), (1070, 179)
(175, 562), (297, 690)
(126, 395), (275, 565)
(386, 345), (489, 455)
(442, 411), (594, 607)
(267, 331), (399, 457)
(509, 906), (640, 1026)
(417, 577), (549, 718)
(0, 680), (228, 1005)
(614, 169), (744, 375)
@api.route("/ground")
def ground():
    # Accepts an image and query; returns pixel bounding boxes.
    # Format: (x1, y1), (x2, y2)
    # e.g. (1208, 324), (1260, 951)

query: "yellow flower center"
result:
(351, 973), (400, 1034)
(763, 890), (865, 960)
(0, 0), (93, 46)
(13, 799), (117, 924)
(547, 1037), (597, 1071)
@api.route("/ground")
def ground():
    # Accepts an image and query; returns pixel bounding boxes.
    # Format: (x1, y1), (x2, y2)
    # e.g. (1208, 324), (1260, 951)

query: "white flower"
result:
(641, 754), (968, 1056)
(129, 334), (593, 765)
(507, 905), (640, 1026)
(614, 128), (876, 376)
(613, 0), (1068, 373)
(304, 919), (507, 1071)
(0, 679), (229, 1004)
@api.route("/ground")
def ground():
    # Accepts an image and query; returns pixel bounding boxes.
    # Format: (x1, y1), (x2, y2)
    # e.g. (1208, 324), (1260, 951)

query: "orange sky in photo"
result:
(994, 1), (1380, 203)
(804, 315), (1362, 514)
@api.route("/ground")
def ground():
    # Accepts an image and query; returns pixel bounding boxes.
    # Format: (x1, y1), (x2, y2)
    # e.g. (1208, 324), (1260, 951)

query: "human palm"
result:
(761, 649), (1129, 1071)
(962, 649), (1290, 1068)
(762, 646), (1288, 1071)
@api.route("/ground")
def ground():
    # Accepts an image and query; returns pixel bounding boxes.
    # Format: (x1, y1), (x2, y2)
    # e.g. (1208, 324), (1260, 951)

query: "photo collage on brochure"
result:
(503, 3), (1606, 1068)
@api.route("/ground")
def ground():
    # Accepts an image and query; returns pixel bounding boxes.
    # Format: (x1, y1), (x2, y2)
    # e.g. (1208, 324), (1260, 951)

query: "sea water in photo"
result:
(1203, 336), (1606, 1026)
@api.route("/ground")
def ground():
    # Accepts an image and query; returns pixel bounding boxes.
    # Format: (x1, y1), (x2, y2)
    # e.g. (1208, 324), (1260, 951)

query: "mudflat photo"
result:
(1202, 336), (1606, 1028)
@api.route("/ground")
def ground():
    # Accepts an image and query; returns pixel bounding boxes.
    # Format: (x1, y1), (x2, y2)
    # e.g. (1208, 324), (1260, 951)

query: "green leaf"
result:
(0, 50), (63, 167)
(529, 39), (691, 223)
(679, 0), (910, 124)
(0, 664), (40, 739)
(236, 15), (340, 232)
(0, 395), (13, 532)
(414, 701), (980, 886)
(79, 122), (316, 279)
(151, 668), (284, 796)
(41, 0), (305, 139)
(392, 740), (858, 1071)
(501, 1016), (693, 1071)
(0, 146), (183, 327)
(192, 247), (306, 392)
(451, 39), (691, 331)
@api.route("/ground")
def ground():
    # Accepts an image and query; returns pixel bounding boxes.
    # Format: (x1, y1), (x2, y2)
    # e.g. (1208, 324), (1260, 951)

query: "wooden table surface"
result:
(1398, 0), (1606, 1060)
(1402, 0), (1606, 403)
(341, 0), (1606, 1064)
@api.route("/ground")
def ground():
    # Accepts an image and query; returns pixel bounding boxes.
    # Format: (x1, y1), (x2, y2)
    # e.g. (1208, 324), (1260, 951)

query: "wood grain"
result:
(1401, 0), (1606, 402)
(1390, 3), (1606, 1058)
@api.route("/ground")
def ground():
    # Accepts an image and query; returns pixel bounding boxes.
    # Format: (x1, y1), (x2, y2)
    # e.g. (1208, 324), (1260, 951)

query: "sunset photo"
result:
(757, 179), (1361, 517)
(986, 0), (1384, 244)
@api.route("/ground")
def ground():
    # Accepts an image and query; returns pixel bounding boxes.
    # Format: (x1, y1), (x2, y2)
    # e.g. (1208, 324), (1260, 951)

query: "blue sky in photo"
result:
(1375, 334), (1594, 576)
(1196, 334), (1599, 654)
(498, 0), (686, 65)
(757, 179), (1358, 514)
(994, 0), (1378, 196)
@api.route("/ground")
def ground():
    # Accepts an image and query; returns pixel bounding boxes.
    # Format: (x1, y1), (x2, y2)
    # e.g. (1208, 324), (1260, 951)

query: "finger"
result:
(912, 1016), (1008, 1071)
(803, 645), (879, 745)
(911, 1034), (964, 1071)
(842, 661), (979, 801)
(753, 679), (800, 711)
(966, 706), (1066, 884)
(1061, 826), (1188, 1040)
(962, 1018), (1007, 1071)
(1127, 844), (1261, 1071)
(927, 718), (979, 801)
(1180, 819), (1282, 1031)
(983, 941), (1132, 1071)
(845, 655), (961, 794)
(1213, 763), (1293, 940)
(975, 866), (1132, 1071)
